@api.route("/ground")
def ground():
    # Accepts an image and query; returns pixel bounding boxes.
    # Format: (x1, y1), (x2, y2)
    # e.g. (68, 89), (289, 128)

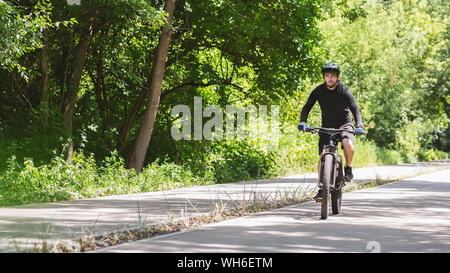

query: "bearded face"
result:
(323, 73), (339, 90)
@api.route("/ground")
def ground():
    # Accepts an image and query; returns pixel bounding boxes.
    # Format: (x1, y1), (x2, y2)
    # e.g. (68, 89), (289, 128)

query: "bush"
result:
(417, 148), (449, 161)
(0, 151), (212, 207)
(208, 140), (278, 183)
(375, 148), (404, 165)
(273, 127), (318, 175)
(351, 139), (379, 167)
(0, 106), (67, 173)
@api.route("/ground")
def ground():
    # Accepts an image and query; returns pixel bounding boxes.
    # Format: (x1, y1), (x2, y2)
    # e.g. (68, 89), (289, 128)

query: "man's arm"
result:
(300, 89), (318, 123)
(345, 89), (364, 128)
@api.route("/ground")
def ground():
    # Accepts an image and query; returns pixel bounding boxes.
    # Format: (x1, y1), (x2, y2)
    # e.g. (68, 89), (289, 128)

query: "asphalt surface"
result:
(0, 161), (448, 252)
(95, 168), (450, 253)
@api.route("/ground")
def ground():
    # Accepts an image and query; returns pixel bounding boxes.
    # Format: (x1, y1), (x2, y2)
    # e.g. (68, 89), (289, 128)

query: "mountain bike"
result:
(305, 127), (359, 220)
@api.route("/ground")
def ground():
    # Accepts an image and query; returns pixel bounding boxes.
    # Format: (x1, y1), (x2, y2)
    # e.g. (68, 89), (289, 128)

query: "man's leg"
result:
(341, 138), (354, 166)
(342, 138), (354, 181)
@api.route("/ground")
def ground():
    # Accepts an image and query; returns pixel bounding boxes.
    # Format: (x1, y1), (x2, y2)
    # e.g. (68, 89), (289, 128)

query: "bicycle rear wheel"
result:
(332, 157), (343, 214)
(331, 190), (342, 214)
(321, 154), (333, 220)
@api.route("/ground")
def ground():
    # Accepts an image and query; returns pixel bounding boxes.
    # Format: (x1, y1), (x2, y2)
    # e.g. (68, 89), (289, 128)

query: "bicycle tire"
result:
(332, 157), (343, 214)
(321, 154), (333, 220)
(331, 190), (342, 214)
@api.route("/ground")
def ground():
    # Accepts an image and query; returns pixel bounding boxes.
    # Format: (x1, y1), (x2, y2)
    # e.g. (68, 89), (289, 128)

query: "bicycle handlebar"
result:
(305, 126), (366, 136)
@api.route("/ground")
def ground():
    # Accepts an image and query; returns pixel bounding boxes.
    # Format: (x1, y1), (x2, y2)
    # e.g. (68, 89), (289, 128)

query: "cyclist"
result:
(298, 62), (365, 200)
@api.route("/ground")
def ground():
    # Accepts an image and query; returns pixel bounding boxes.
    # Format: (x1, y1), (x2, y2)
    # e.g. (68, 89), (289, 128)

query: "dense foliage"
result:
(320, 0), (449, 158)
(0, 0), (448, 206)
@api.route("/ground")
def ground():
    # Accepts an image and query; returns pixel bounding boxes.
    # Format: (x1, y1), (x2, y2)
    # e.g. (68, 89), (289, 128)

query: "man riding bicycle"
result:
(298, 62), (365, 200)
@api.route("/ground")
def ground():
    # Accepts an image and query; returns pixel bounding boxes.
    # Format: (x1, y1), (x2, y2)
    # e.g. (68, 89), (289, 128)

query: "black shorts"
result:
(318, 124), (354, 155)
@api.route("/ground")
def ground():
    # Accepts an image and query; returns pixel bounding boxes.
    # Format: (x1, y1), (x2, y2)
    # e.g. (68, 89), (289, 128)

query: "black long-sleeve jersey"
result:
(300, 81), (364, 129)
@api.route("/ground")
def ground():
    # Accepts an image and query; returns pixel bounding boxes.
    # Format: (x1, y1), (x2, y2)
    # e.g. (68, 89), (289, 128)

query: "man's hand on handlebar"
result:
(298, 125), (367, 136)
(354, 127), (366, 135)
(298, 122), (308, 132)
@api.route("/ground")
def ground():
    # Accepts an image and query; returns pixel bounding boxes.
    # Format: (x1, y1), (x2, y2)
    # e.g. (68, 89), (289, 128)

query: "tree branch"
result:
(160, 80), (245, 100)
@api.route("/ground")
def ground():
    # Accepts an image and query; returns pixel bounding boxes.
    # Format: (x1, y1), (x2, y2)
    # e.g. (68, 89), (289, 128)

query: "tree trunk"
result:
(128, 0), (176, 172)
(118, 87), (147, 154)
(61, 13), (98, 163)
(91, 38), (112, 150)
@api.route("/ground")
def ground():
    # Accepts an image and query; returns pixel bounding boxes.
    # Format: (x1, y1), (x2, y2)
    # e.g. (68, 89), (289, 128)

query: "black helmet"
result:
(321, 62), (340, 75)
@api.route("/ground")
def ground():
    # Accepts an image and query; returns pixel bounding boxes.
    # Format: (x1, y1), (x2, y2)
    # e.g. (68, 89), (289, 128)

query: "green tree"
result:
(0, 0), (52, 79)
(129, 0), (326, 169)
(319, 0), (449, 156)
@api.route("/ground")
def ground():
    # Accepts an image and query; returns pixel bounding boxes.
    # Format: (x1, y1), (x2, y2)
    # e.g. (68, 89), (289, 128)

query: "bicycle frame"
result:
(309, 127), (348, 189)
(306, 127), (353, 219)
(321, 133), (341, 189)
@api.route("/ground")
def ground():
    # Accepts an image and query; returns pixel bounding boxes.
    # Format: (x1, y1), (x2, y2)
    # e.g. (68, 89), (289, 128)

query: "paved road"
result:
(95, 169), (450, 253)
(0, 161), (448, 252)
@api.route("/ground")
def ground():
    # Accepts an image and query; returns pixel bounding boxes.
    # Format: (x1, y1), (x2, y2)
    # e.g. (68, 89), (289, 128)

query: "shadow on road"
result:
(97, 176), (450, 253)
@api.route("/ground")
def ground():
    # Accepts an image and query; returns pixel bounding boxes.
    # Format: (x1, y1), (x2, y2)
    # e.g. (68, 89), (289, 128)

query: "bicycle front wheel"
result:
(321, 154), (334, 220)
